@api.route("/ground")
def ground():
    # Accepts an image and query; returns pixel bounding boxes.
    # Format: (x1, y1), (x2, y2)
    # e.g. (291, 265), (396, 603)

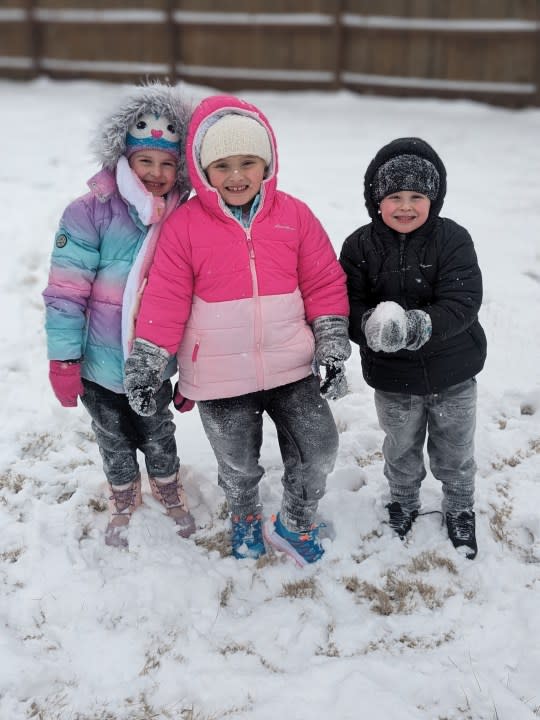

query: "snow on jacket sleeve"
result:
(296, 202), (349, 323)
(135, 209), (194, 355)
(43, 197), (101, 361)
(426, 221), (483, 342)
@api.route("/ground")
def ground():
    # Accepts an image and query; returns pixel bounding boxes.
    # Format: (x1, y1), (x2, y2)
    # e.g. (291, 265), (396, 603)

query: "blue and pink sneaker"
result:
(231, 513), (266, 559)
(263, 513), (324, 567)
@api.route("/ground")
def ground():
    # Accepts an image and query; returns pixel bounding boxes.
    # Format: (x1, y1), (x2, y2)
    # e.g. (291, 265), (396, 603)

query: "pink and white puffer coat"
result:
(135, 94), (349, 400)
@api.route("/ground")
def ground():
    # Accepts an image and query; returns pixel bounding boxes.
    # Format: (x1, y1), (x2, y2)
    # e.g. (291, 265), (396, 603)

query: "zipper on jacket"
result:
(218, 184), (266, 390)
(398, 233), (408, 307)
(398, 232), (432, 392)
(245, 227), (264, 389)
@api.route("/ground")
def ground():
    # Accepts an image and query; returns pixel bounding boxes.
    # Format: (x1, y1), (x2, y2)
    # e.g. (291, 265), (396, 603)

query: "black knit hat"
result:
(371, 154), (440, 204)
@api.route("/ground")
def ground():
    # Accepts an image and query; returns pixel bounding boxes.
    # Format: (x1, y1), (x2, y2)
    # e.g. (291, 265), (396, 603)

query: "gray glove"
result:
(363, 302), (431, 353)
(124, 338), (170, 416)
(312, 315), (351, 400)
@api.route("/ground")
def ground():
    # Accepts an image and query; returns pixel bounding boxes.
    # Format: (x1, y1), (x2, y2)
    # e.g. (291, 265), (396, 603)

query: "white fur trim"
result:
(121, 185), (180, 359)
(116, 155), (165, 226)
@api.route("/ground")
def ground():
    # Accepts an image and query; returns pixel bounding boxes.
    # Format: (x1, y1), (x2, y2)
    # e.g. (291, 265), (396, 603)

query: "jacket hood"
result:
(91, 83), (192, 201)
(364, 137), (447, 226)
(186, 94), (278, 219)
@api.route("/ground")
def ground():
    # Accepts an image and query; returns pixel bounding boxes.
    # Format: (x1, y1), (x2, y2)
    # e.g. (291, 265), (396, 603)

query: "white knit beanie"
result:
(200, 114), (272, 169)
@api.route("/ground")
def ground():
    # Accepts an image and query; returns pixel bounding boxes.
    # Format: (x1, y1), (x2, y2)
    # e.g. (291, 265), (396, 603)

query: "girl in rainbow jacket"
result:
(43, 84), (196, 548)
(124, 94), (351, 566)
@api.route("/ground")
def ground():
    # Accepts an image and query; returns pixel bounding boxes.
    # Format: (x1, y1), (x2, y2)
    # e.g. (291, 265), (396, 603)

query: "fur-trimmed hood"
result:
(91, 83), (192, 200)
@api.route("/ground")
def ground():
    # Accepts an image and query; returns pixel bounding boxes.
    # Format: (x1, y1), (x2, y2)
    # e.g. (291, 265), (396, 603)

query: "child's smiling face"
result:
(206, 155), (267, 208)
(128, 149), (177, 196)
(379, 191), (431, 233)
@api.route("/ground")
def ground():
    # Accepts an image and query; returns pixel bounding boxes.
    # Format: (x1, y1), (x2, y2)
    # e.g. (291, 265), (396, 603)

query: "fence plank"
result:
(536, 1), (540, 106)
(0, 2), (537, 108)
(332, 0), (344, 89)
(166, 0), (177, 84)
(25, 0), (39, 78)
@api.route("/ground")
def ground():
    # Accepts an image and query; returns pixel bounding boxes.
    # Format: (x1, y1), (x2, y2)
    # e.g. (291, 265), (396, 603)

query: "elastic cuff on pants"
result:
(279, 502), (318, 533)
(227, 499), (263, 519)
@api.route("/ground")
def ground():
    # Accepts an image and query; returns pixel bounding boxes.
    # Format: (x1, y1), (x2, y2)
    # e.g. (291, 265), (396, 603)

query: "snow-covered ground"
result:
(1, 78), (540, 720)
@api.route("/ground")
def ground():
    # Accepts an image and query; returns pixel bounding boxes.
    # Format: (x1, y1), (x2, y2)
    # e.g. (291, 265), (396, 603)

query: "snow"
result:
(1, 77), (540, 719)
(363, 301), (408, 353)
(341, 15), (539, 31)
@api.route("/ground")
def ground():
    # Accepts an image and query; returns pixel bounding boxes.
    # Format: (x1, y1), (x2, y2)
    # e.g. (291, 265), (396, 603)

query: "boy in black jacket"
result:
(340, 137), (486, 559)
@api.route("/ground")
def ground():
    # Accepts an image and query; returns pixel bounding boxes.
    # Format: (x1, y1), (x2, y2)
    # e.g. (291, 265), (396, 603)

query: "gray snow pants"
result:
(374, 378), (477, 514)
(197, 375), (339, 531)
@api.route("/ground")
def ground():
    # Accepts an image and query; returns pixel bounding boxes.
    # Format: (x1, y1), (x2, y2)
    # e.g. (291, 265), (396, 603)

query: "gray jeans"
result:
(197, 375), (339, 531)
(374, 378), (477, 514)
(81, 379), (179, 486)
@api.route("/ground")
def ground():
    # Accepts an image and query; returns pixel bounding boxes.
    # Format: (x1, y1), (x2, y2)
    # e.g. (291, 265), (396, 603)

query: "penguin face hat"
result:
(126, 113), (181, 159)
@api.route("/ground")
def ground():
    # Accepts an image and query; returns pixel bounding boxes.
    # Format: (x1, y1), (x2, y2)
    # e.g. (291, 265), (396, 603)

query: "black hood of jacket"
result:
(364, 137), (447, 231)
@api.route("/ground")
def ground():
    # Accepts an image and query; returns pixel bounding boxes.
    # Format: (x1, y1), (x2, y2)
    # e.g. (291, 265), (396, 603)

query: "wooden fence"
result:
(1, 0), (539, 107)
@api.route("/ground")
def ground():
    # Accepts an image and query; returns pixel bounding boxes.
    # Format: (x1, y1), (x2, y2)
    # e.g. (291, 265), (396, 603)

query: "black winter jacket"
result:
(340, 137), (487, 395)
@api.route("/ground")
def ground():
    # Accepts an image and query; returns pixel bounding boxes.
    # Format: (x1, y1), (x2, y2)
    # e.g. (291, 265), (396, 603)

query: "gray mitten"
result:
(312, 315), (351, 366)
(124, 338), (170, 416)
(363, 301), (407, 353)
(312, 316), (351, 400)
(405, 309), (432, 350)
(320, 361), (348, 400)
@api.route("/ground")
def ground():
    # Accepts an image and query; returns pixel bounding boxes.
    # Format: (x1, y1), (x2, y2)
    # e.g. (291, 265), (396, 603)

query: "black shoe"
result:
(446, 511), (477, 559)
(386, 501), (418, 539)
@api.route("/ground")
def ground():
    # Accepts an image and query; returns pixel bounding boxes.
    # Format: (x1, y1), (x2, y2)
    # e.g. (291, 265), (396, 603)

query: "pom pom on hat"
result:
(372, 154), (439, 204)
(200, 114), (272, 169)
(126, 112), (181, 159)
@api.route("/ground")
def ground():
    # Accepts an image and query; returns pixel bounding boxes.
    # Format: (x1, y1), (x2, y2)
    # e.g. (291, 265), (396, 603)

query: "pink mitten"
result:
(173, 382), (195, 413)
(49, 360), (84, 407)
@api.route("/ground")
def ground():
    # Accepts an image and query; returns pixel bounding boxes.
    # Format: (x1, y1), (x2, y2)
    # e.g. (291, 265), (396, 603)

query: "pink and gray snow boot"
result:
(105, 475), (142, 548)
(148, 472), (196, 538)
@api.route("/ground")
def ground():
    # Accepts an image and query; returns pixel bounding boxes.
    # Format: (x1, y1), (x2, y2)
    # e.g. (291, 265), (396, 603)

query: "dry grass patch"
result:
(0, 470), (26, 493)
(220, 578), (234, 607)
(316, 623), (340, 657)
(280, 577), (318, 600)
(490, 436), (540, 471)
(344, 569), (448, 615)
(20, 432), (55, 460)
(489, 501), (513, 544)
(0, 547), (24, 563)
(88, 497), (107, 512)
(194, 529), (231, 558)
(354, 450), (384, 467)
(407, 551), (457, 575)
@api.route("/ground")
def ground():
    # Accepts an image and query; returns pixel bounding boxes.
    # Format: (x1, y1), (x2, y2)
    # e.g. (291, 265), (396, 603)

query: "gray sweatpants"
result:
(374, 378), (477, 514)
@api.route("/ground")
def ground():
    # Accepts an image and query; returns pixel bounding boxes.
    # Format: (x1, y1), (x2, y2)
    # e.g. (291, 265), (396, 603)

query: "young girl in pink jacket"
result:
(125, 95), (350, 566)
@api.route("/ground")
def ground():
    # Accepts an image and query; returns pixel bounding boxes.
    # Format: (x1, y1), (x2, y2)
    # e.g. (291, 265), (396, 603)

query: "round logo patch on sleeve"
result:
(55, 234), (68, 248)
